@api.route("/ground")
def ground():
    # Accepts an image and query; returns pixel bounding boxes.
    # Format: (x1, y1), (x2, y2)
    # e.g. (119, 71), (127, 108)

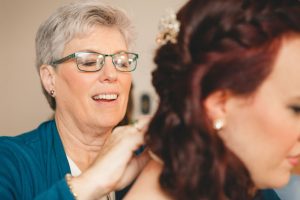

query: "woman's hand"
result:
(71, 117), (150, 200)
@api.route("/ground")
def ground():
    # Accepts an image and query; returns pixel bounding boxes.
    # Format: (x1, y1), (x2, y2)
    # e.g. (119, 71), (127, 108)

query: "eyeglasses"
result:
(51, 51), (139, 72)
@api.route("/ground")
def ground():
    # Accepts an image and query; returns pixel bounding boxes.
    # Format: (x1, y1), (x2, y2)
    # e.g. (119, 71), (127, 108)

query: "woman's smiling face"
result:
(53, 25), (132, 132)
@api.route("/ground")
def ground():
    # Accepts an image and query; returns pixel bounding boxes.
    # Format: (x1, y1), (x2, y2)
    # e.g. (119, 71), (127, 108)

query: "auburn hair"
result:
(148, 0), (300, 199)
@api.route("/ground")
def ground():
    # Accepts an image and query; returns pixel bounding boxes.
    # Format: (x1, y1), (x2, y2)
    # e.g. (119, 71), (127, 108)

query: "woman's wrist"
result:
(65, 174), (78, 199)
(67, 172), (111, 200)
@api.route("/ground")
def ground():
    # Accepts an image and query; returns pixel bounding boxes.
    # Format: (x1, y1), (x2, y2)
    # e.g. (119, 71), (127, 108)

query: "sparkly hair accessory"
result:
(156, 10), (180, 46)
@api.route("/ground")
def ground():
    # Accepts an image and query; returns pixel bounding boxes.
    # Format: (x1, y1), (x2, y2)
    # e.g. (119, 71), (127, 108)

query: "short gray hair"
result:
(35, 0), (136, 110)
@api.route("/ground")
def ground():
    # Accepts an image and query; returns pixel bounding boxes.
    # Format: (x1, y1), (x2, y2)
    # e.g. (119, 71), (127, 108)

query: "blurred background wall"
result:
(0, 0), (186, 135)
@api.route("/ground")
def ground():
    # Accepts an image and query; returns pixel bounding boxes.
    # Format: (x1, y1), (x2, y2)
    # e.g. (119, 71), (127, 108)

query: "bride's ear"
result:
(204, 90), (231, 123)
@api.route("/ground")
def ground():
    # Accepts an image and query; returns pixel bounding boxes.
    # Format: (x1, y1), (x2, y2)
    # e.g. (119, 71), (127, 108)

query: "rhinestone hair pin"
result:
(156, 10), (180, 46)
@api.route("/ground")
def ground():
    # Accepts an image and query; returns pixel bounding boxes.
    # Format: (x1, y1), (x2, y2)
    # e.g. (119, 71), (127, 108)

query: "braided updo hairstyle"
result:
(148, 0), (300, 199)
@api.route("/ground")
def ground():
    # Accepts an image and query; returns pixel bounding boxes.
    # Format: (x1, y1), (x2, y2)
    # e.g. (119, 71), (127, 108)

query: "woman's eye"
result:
(119, 62), (129, 68)
(114, 58), (129, 68)
(290, 105), (300, 115)
(82, 61), (97, 67)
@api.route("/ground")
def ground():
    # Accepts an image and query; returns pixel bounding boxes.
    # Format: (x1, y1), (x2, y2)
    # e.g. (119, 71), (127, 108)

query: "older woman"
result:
(0, 0), (149, 199)
(125, 0), (300, 200)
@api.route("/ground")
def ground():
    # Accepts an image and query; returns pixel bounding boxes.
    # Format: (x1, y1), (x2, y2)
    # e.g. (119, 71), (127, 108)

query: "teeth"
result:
(93, 94), (118, 100)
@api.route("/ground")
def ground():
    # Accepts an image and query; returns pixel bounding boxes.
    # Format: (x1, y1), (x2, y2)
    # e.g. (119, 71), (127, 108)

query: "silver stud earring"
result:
(50, 90), (55, 97)
(213, 119), (224, 131)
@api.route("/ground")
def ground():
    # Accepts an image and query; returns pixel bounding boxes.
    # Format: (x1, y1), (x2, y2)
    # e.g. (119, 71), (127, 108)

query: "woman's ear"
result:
(204, 90), (231, 122)
(39, 65), (56, 93)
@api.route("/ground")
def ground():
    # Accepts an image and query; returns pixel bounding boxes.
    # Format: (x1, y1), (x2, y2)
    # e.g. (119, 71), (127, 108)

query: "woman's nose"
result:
(98, 57), (117, 82)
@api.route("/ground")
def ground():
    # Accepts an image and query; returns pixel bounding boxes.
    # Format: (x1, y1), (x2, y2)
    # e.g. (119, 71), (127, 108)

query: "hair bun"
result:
(153, 43), (189, 102)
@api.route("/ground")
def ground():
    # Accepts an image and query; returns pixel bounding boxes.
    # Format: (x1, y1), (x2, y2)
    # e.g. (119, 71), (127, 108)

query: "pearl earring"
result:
(213, 119), (224, 131)
(50, 90), (55, 97)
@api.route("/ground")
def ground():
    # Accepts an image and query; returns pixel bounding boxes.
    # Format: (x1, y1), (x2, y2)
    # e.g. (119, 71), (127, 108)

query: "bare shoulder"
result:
(124, 159), (172, 200)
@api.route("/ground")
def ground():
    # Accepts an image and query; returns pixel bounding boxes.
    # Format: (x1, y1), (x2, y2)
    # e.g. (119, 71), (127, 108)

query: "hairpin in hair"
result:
(156, 9), (180, 46)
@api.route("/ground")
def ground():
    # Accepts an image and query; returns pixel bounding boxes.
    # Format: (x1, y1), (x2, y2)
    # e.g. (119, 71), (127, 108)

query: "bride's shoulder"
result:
(124, 159), (172, 200)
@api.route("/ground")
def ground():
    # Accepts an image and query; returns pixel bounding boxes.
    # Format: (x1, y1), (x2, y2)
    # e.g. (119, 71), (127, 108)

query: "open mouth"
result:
(92, 93), (119, 102)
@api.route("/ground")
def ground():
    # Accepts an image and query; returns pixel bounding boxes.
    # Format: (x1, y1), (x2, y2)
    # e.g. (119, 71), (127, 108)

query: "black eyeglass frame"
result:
(51, 51), (139, 72)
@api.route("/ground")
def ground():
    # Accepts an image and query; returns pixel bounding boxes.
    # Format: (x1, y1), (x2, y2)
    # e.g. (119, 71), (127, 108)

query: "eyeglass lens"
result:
(76, 52), (137, 72)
